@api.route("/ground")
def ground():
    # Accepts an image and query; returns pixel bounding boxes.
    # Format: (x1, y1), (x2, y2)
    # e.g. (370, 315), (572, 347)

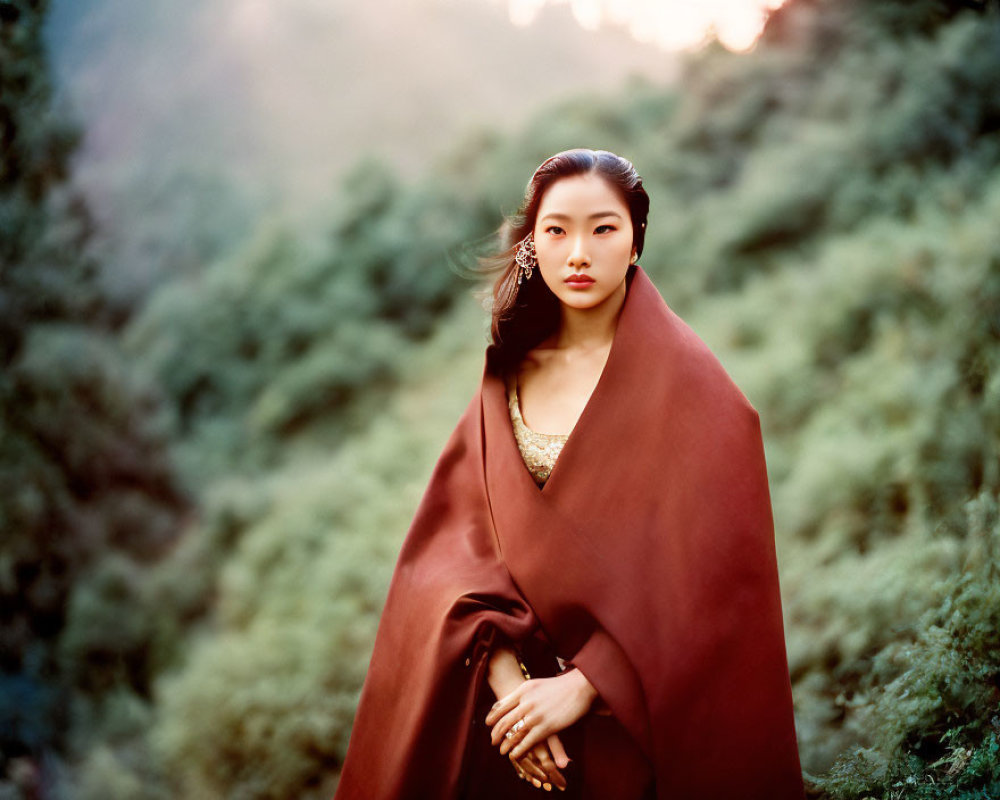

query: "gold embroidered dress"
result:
(505, 371), (569, 487)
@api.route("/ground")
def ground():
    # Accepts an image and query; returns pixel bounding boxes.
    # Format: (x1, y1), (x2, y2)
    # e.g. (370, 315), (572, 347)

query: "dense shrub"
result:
(1, 1), (187, 783)
(817, 494), (1000, 799)
(124, 160), (497, 470)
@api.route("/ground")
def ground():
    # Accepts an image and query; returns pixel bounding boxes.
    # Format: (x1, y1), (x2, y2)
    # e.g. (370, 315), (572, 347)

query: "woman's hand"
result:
(486, 668), (599, 761)
(486, 645), (568, 790)
(510, 739), (569, 792)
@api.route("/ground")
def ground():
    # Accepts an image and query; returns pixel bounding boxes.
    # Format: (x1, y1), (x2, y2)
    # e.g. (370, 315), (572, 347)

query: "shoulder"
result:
(634, 293), (758, 420)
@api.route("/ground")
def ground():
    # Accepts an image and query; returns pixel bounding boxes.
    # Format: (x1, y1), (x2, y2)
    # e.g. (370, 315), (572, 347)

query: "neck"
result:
(554, 277), (627, 352)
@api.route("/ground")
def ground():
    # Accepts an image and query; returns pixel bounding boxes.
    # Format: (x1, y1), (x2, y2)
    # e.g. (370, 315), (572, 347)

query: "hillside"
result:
(4, 0), (998, 797)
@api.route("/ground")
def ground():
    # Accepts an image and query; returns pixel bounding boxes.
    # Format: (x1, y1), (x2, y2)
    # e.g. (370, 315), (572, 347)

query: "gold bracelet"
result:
(517, 658), (532, 680)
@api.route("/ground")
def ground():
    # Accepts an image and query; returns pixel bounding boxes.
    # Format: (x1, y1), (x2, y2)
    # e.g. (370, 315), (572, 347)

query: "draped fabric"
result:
(333, 265), (805, 800)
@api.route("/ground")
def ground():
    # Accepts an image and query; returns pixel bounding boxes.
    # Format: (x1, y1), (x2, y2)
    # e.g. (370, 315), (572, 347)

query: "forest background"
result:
(2, 0), (998, 797)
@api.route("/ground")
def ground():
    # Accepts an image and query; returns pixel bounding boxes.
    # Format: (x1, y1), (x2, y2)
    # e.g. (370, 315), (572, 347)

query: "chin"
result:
(558, 291), (614, 309)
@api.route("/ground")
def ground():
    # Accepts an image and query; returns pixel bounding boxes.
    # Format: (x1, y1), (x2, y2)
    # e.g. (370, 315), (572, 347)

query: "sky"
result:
(500, 0), (788, 51)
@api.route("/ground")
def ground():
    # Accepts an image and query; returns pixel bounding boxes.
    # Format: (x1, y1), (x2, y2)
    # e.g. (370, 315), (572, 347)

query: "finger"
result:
(498, 713), (533, 755)
(508, 722), (550, 761)
(513, 752), (548, 784)
(517, 757), (545, 791)
(485, 702), (508, 727)
(485, 687), (523, 726)
(547, 733), (571, 770)
(491, 706), (529, 746)
(532, 743), (566, 790)
(491, 707), (527, 746)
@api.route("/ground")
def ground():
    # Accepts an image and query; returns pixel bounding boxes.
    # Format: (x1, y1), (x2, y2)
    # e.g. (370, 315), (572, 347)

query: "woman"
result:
(333, 150), (805, 799)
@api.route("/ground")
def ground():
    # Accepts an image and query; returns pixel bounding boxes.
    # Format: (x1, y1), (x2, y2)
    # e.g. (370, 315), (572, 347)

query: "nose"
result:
(567, 234), (590, 268)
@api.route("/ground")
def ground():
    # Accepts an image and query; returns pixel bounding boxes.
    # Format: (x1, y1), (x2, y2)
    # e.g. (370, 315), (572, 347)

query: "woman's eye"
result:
(545, 226), (565, 235)
(595, 224), (616, 234)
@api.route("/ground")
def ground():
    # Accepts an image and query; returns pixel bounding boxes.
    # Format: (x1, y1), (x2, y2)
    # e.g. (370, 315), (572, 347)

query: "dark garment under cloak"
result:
(333, 264), (805, 800)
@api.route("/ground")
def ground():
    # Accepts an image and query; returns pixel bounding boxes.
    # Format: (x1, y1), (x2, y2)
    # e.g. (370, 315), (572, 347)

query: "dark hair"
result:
(479, 149), (650, 375)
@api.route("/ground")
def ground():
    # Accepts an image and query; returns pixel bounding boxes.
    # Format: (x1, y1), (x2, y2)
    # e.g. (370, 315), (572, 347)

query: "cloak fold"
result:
(334, 265), (805, 800)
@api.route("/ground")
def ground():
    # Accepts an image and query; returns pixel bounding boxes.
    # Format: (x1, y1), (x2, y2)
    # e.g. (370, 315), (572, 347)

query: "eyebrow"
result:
(539, 211), (623, 222)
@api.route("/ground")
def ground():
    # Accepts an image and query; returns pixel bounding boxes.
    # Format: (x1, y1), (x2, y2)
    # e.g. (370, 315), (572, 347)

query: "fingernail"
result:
(543, 783), (551, 792)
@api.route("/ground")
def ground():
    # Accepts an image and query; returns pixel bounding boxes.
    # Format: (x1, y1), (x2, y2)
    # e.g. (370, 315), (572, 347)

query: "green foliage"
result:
(0, 0), (186, 783)
(817, 494), (1000, 799)
(124, 159), (496, 474)
(661, 9), (1000, 292)
(0, 0), (90, 343)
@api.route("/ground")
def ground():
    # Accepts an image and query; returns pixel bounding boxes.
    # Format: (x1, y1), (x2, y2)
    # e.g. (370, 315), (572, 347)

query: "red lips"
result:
(565, 274), (594, 283)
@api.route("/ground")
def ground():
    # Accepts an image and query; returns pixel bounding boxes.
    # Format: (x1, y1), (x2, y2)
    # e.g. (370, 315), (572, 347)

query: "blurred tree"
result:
(0, 0), (189, 783)
(124, 156), (499, 468)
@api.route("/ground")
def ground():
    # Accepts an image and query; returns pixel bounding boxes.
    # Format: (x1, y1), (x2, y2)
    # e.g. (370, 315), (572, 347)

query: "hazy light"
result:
(501, 0), (788, 52)
(572, 0), (603, 30)
(508, 0), (548, 27)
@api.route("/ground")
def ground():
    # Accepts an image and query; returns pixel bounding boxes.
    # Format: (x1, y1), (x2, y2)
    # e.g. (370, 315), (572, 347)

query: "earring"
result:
(515, 234), (537, 285)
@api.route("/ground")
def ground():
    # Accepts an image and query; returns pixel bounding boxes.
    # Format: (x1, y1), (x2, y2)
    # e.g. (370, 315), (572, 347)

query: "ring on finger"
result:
(504, 717), (527, 740)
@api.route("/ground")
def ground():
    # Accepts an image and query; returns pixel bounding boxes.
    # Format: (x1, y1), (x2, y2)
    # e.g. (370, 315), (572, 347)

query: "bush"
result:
(817, 493), (1000, 799)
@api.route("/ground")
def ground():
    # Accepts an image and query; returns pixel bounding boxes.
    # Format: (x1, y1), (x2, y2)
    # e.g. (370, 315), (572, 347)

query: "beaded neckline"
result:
(505, 372), (569, 488)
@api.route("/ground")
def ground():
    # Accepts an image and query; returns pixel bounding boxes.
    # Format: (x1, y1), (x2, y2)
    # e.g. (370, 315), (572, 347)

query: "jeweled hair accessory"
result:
(515, 233), (537, 285)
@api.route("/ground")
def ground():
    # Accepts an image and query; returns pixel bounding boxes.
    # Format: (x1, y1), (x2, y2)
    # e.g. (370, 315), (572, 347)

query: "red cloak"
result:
(333, 265), (805, 799)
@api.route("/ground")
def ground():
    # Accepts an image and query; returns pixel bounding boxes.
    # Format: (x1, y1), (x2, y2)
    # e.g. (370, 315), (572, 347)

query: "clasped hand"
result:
(485, 668), (598, 790)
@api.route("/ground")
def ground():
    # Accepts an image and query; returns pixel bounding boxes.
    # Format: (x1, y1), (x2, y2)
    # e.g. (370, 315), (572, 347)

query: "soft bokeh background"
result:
(2, 0), (998, 797)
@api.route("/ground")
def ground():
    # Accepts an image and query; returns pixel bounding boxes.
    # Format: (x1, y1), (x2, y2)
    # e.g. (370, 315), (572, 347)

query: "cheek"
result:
(533, 238), (562, 266)
(598, 236), (634, 263)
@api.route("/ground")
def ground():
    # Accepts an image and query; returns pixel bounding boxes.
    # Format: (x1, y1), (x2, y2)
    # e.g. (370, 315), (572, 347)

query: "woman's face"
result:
(531, 172), (636, 312)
